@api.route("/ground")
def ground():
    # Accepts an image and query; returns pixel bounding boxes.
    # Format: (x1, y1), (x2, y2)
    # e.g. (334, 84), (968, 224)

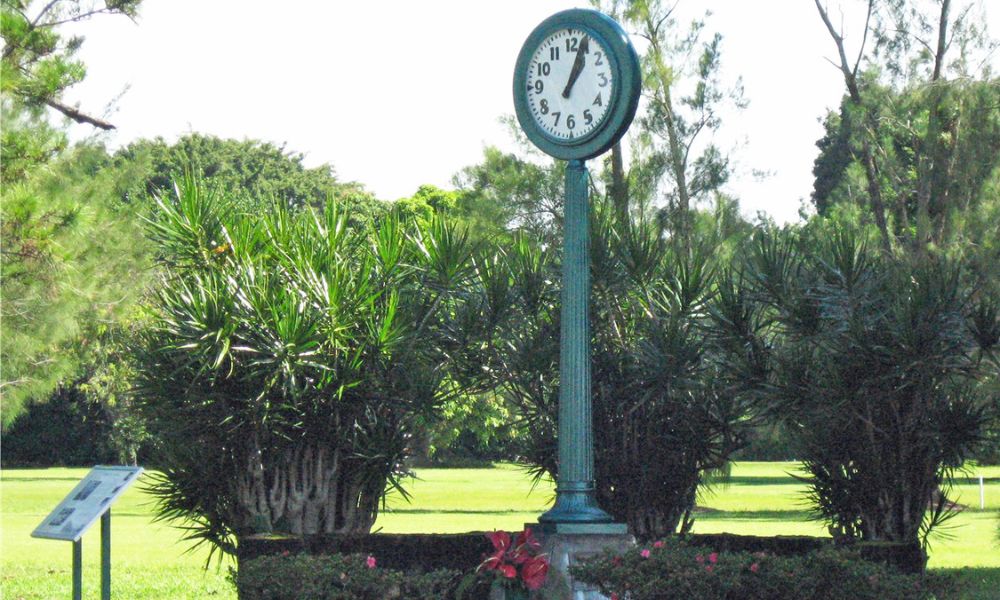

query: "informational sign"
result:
(32, 466), (143, 542)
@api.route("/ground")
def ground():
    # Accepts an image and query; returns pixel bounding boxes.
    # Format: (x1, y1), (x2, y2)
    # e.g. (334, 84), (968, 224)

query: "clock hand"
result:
(561, 36), (589, 98)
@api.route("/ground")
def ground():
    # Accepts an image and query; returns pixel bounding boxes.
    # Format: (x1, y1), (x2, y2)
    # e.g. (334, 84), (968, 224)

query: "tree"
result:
(811, 0), (1000, 253)
(453, 144), (566, 244)
(714, 222), (998, 548)
(596, 0), (745, 244)
(453, 198), (755, 539)
(115, 134), (375, 216)
(1, 0), (146, 423)
(1, 145), (152, 424)
(136, 178), (479, 556)
(1, 0), (141, 179)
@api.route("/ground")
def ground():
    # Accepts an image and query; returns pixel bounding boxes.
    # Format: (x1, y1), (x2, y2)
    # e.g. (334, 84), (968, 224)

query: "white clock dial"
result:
(525, 28), (614, 141)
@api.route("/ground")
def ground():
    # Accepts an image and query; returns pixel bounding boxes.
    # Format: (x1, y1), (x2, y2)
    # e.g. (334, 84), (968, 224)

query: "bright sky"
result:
(62, 0), (999, 224)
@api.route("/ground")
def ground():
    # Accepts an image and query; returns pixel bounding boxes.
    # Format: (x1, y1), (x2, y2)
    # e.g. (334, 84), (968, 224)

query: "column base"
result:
(527, 524), (634, 599)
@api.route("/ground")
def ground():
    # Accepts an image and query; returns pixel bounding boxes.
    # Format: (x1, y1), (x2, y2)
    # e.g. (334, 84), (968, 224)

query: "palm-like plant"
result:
(454, 198), (753, 539)
(136, 178), (475, 558)
(713, 224), (998, 548)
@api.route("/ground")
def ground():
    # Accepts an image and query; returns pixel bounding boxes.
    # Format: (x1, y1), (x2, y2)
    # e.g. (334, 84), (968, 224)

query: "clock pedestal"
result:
(529, 161), (634, 599)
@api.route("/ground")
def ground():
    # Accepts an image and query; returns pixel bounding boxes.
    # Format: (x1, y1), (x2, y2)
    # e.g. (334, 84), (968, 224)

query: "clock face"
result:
(524, 28), (614, 142)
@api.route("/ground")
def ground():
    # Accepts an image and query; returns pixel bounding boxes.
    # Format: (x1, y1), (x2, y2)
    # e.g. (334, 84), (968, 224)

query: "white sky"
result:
(62, 0), (999, 224)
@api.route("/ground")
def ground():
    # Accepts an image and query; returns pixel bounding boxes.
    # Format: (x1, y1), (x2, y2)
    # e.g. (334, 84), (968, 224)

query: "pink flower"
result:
(611, 595), (619, 600)
(280, 550), (290, 557)
(653, 541), (664, 548)
(705, 565), (714, 573)
(640, 549), (651, 558)
(365, 555), (376, 569)
(695, 554), (704, 564)
(750, 562), (760, 573)
(708, 552), (718, 564)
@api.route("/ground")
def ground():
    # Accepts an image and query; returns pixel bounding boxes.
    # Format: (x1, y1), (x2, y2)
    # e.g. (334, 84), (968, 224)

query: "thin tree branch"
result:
(30, 0), (61, 27)
(45, 98), (115, 130)
(852, 0), (874, 78)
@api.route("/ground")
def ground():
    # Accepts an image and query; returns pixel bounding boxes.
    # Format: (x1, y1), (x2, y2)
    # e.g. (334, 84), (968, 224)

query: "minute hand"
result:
(561, 36), (589, 98)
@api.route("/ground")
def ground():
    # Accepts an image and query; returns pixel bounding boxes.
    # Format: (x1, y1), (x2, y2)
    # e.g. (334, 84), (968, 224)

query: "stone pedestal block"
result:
(530, 523), (635, 600)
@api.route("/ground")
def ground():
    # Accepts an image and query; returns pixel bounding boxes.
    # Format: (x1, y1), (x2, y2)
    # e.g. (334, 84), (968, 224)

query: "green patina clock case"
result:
(513, 8), (641, 161)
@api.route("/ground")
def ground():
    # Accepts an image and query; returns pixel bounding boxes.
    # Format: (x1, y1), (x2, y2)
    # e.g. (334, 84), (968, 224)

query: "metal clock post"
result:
(513, 9), (641, 530)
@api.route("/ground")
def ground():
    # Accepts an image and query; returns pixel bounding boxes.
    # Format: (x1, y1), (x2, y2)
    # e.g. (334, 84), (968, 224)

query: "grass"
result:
(3, 462), (998, 599)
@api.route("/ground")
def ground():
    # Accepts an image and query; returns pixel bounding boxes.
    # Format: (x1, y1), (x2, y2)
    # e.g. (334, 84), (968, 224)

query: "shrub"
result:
(454, 202), (755, 538)
(136, 177), (479, 556)
(713, 227), (998, 546)
(236, 553), (461, 600)
(571, 538), (932, 600)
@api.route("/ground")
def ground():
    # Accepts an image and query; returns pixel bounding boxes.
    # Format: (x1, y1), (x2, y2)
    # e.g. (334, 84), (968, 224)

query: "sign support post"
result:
(72, 540), (82, 600)
(102, 511), (112, 600)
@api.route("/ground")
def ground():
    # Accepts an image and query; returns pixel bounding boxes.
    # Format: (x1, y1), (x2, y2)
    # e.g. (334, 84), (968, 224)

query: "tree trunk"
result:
(236, 442), (384, 537)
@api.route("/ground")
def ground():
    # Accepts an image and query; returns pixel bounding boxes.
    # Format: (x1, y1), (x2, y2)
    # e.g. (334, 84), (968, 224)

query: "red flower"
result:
(708, 552), (718, 564)
(487, 530), (512, 553)
(521, 555), (549, 590)
(611, 594), (619, 600)
(478, 528), (550, 592)
(612, 556), (622, 566)
(640, 549), (651, 558)
(750, 562), (760, 573)
(696, 554), (704, 564)
(705, 565), (714, 573)
(365, 555), (376, 569)
(653, 540), (664, 548)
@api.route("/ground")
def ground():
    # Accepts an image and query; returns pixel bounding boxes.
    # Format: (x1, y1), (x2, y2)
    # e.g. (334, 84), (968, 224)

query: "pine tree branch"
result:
(45, 98), (115, 130)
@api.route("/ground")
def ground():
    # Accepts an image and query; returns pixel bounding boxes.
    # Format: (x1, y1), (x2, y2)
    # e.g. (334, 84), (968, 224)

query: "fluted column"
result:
(539, 159), (612, 524)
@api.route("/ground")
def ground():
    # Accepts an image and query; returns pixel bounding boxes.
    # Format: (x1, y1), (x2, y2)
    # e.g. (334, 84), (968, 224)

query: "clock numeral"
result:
(533, 80), (544, 94)
(566, 37), (579, 52)
(595, 51), (604, 66)
(537, 62), (551, 76)
(598, 73), (609, 87)
(540, 99), (549, 115)
(567, 114), (576, 130)
(550, 47), (560, 61)
(584, 109), (593, 125)
(552, 111), (561, 127)
(593, 93), (603, 107)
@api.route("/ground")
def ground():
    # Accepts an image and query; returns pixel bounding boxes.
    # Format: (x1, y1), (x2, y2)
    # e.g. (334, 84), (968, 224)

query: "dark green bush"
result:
(236, 553), (462, 600)
(571, 538), (932, 600)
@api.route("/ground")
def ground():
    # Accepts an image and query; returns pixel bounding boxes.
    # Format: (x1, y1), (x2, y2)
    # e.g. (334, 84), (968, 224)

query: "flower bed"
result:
(570, 538), (932, 600)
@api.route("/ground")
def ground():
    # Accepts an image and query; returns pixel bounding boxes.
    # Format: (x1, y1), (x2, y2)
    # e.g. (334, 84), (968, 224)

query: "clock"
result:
(513, 9), (640, 161)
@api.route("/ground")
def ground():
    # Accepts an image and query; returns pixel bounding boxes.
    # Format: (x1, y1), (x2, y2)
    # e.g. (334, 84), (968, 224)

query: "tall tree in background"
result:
(597, 0), (745, 246)
(114, 134), (375, 216)
(811, 0), (1000, 253)
(1, 0), (146, 424)
(1, 0), (140, 179)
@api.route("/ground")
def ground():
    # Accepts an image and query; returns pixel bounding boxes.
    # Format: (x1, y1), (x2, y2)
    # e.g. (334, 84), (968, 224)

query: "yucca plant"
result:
(453, 198), (753, 539)
(135, 178), (475, 558)
(713, 224), (999, 549)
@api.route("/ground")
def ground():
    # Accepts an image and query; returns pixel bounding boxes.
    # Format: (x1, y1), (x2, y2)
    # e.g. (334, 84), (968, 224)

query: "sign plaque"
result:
(33, 465), (143, 541)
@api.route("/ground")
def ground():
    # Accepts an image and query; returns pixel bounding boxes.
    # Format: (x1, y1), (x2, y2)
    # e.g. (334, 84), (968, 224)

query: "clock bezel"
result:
(513, 9), (640, 161)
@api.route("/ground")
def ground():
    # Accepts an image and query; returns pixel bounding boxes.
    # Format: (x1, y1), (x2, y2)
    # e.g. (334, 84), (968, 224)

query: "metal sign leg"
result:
(72, 539), (82, 600)
(101, 511), (111, 599)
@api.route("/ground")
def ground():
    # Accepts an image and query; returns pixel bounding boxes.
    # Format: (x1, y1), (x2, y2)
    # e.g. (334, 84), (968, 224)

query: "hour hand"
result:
(561, 36), (589, 98)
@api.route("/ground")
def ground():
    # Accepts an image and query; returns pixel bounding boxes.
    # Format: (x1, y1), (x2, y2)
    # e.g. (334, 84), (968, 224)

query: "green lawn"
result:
(3, 463), (998, 599)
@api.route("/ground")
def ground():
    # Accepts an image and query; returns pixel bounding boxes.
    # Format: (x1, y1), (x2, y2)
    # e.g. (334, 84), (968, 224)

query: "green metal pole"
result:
(72, 539), (82, 600)
(101, 511), (111, 600)
(539, 159), (613, 525)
